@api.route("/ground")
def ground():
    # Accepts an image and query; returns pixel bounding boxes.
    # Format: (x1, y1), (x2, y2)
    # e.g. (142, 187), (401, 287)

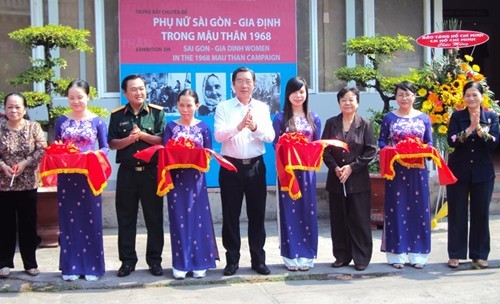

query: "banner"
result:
(119, 0), (297, 186)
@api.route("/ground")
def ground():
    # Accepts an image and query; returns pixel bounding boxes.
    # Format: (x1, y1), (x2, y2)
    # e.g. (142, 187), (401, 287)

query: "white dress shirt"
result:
(214, 97), (275, 159)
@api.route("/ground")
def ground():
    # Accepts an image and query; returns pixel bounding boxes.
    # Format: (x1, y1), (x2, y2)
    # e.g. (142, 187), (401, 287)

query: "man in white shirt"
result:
(214, 67), (275, 276)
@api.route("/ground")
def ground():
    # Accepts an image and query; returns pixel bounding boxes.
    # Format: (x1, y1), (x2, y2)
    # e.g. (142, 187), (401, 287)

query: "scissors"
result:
(9, 164), (18, 187)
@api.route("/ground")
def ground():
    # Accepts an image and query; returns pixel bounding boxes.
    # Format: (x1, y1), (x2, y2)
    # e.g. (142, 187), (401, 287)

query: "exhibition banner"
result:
(119, 0), (297, 186)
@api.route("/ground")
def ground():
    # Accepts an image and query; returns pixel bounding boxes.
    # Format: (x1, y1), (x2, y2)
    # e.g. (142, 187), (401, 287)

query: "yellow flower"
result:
(464, 55), (473, 62)
(422, 100), (433, 112)
(472, 64), (480, 72)
(438, 125), (448, 134)
(417, 88), (427, 97)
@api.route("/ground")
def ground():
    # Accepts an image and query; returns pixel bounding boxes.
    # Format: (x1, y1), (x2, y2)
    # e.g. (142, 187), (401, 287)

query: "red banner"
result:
(416, 30), (489, 49)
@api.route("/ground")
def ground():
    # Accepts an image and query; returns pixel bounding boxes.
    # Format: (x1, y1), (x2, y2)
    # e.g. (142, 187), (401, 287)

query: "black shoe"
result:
(355, 264), (367, 271)
(149, 264), (164, 276)
(223, 264), (239, 276)
(117, 264), (135, 277)
(331, 260), (350, 268)
(252, 264), (270, 275)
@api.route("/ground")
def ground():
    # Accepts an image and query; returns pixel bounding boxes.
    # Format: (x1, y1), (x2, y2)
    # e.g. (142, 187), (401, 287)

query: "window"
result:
(0, 1), (32, 95)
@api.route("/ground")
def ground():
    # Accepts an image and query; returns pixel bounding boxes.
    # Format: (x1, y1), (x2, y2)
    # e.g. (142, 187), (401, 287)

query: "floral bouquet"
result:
(414, 51), (500, 152)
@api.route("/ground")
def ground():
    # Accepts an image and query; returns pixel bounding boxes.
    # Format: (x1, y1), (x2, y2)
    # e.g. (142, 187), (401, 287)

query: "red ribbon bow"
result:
(380, 136), (457, 185)
(276, 132), (349, 200)
(134, 138), (237, 196)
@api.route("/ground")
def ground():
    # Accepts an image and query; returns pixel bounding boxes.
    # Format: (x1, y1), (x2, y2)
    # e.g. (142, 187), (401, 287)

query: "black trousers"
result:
(219, 156), (267, 266)
(0, 189), (38, 270)
(447, 179), (494, 260)
(115, 165), (164, 267)
(328, 190), (373, 266)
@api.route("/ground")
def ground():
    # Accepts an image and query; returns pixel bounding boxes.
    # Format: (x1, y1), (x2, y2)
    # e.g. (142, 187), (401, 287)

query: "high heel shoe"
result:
(473, 259), (488, 269)
(447, 259), (459, 268)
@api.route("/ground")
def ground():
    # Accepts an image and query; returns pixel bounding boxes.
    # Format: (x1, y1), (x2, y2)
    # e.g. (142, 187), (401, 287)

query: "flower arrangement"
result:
(414, 50), (500, 151)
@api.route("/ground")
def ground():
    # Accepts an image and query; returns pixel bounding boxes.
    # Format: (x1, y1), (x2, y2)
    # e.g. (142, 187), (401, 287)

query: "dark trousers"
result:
(116, 165), (164, 267)
(328, 190), (373, 266)
(0, 189), (38, 270)
(219, 156), (267, 266)
(447, 179), (493, 260)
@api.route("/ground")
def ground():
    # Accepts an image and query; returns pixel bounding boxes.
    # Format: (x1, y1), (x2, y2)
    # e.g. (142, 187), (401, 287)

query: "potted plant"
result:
(3, 24), (107, 247)
(333, 34), (420, 229)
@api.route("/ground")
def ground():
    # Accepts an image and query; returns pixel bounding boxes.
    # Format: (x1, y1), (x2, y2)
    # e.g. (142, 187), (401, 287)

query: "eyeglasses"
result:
(235, 79), (254, 86)
(396, 93), (414, 99)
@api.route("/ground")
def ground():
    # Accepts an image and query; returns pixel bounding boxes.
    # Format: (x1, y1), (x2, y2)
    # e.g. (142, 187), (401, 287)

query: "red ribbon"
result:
(39, 150), (112, 195)
(380, 145), (457, 185)
(134, 143), (237, 196)
(276, 132), (349, 200)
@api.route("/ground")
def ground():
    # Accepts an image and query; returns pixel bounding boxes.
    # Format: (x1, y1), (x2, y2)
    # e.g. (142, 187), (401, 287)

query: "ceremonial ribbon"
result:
(134, 143), (237, 196)
(39, 150), (112, 195)
(275, 132), (349, 200)
(379, 137), (457, 185)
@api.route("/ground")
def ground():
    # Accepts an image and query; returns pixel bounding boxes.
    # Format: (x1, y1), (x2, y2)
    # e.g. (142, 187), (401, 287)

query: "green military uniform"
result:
(108, 102), (166, 269)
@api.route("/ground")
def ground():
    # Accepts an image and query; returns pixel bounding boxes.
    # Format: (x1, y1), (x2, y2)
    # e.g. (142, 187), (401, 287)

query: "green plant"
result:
(412, 19), (499, 152)
(367, 108), (383, 173)
(4, 24), (107, 141)
(334, 34), (420, 113)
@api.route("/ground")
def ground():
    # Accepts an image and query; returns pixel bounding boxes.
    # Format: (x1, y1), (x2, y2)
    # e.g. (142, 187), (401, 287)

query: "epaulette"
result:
(148, 103), (164, 111)
(111, 105), (126, 113)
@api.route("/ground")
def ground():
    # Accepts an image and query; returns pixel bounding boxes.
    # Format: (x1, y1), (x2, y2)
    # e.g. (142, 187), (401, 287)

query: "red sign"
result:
(416, 30), (489, 48)
(119, 0), (296, 64)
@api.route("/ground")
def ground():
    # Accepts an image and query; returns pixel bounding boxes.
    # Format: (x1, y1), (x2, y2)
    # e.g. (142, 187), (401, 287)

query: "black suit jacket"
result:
(447, 108), (499, 183)
(322, 114), (378, 194)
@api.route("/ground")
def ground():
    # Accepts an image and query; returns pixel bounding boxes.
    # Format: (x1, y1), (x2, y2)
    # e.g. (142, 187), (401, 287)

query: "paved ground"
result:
(1, 216), (499, 303)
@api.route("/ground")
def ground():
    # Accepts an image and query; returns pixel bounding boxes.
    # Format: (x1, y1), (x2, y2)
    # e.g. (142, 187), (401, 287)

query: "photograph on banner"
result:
(140, 72), (191, 114)
(196, 72), (226, 116)
(230, 72), (281, 115)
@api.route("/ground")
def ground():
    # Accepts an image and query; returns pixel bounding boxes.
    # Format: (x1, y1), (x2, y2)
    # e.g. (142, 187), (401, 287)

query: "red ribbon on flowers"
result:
(276, 132), (349, 200)
(133, 138), (237, 196)
(40, 141), (112, 195)
(380, 136), (457, 185)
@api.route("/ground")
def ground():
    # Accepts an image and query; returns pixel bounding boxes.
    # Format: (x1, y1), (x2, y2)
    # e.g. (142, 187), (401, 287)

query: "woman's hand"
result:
(14, 160), (28, 176)
(470, 110), (480, 131)
(0, 162), (13, 177)
(338, 165), (352, 184)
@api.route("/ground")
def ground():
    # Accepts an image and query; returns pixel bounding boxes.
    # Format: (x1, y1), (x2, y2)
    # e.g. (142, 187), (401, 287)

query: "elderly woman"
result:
(321, 87), (377, 271)
(0, 93), (46, 278)
(446, 81), (499, 269)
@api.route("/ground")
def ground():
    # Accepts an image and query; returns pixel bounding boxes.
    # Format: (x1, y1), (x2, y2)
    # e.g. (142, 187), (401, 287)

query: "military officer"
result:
(108, 74), (166, 277)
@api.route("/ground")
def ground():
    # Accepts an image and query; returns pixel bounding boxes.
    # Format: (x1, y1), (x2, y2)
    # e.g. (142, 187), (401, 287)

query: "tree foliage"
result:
(3, 24), (107, 139)
(334, 34), (419, 113)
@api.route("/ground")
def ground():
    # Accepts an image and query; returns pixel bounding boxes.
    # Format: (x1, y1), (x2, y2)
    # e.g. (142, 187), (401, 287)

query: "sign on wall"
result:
(119, 0), (297, 186)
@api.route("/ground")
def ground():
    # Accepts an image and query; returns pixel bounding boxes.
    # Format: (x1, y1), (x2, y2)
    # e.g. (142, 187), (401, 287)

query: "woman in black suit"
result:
(321, 87), (378, 271)
(446, 81), (499, 269)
